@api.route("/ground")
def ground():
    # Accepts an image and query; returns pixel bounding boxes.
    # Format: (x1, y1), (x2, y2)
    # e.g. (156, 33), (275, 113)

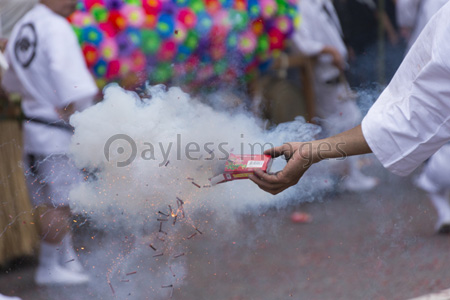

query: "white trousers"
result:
(23, 154), (83, 207)
(416, 144), (450, 194)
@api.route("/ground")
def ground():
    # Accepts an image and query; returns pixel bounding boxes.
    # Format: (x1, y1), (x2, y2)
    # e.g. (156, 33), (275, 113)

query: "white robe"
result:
(292, 0), (360, 135)
(1, 4), (98, 155)
(362, 2), (450, 176)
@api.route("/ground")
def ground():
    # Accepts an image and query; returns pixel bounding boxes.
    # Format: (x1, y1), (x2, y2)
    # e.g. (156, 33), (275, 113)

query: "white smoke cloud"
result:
(67, 84), (330, 298)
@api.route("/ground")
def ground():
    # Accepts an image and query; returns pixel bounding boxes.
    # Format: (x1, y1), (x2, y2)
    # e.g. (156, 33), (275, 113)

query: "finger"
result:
(264, 143), (295, 157)
(249, 174), (286, 195)
(263, 145), (284, 157)
(249, 170), (283, 189)
(253, 168), (284, 184)
(249, 174), (282, 194)
(265, 143), (297, 159)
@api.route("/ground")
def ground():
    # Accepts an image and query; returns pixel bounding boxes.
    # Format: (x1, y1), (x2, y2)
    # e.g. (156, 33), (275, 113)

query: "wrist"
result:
(297, 141), (325, 166)
(298, 139), (347, 164)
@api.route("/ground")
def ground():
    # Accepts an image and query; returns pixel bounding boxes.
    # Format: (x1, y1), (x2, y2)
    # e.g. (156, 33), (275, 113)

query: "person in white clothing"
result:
(396, 0), (450, 233)
(291, 0), (378, 192)
(397, 0), (449, 52)
(1, 0), (98, 285)
(250, 0), (450, 225)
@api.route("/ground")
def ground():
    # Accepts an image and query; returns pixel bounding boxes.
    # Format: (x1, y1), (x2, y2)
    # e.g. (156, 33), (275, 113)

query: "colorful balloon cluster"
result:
(70, 0), (299, 90)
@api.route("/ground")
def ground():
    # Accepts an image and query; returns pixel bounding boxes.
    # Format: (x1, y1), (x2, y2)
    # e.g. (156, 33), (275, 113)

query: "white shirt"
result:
(292, 0), (346, 82)
(362, 2), (450, 176)
(397, 0), (449, 51)
(1, 4), (98, 155)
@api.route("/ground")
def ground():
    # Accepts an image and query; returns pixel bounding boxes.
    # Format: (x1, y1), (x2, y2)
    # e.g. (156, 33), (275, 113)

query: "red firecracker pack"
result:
(210, 154), (273, 185)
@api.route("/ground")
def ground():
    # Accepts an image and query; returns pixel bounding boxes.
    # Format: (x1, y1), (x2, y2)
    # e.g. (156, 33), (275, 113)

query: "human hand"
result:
(249, 142), (315, 195)
(250, 125), (372, 195)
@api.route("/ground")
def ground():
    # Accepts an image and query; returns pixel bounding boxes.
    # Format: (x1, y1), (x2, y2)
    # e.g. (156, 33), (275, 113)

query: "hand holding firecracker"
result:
(210, 153), (273, 185)
(249, 142), (315, 194)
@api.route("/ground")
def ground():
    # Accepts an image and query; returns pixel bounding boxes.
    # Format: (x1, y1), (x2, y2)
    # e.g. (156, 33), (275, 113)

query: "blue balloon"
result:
(176, 45), (192, 62)
(93, 59), (107, 77)
(157, 14), (175, 39)
(82, 26), (103, 46)
(248, 0), (260, 18)
(195, 11), (212, 35)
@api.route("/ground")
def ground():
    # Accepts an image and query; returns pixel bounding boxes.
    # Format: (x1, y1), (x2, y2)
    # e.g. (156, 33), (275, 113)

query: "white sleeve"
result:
(44, 20), (98, 108)
(292, 2), (325, 56)
(396, 0), (420, 28)
(362, 52), (450, 176)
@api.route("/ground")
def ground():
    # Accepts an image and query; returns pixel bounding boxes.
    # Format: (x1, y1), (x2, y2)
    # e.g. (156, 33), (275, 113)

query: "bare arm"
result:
(250, 125), (372, 194)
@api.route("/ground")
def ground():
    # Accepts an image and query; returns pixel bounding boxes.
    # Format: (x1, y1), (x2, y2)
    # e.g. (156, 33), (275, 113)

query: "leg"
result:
(416, 144), (450, 234)
(26, 155), (89, 285)
(429, 190), (450, 234)
(39, 205), (71, 244)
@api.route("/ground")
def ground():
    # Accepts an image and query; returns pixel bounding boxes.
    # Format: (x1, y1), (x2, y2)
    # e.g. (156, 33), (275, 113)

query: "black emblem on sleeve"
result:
(14, 23), (37, 68)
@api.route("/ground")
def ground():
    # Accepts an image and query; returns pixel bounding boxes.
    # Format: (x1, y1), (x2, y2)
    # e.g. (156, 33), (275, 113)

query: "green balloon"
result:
(151, 63), (173, 83)
(141, 30), (161, 54)
(214, 60), (228, 75)
(124, 0), (141, 5)
(229, 10), (249, 32)
(256, 34), (269, 54)
(72, 26), (82, 43)
(275, 0), (288, 15)
(91, 6), (108, 23)
(184, 31), (199, 51)
(190, 0), (205, 13)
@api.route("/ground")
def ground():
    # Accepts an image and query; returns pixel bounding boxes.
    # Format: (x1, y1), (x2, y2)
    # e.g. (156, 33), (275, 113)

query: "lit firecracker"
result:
(149, 244), (157, 251)
(176, 197), (185, 218)
(173, 215), (177, 225)
(176, 197), (184, 206)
